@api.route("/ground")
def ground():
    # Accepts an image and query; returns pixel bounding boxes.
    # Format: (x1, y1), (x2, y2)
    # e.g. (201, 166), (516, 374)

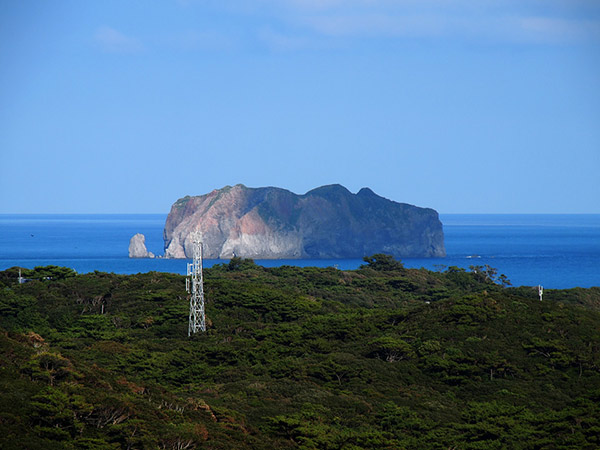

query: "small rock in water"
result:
(129, 233), (155, 258)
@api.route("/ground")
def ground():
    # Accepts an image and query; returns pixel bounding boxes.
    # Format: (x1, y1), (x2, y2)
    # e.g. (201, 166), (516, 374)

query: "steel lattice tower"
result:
(186, 232), (206, 335)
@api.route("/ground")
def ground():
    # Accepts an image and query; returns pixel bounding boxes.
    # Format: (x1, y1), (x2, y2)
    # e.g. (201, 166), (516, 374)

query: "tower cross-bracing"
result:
(186, 231), (206, 335)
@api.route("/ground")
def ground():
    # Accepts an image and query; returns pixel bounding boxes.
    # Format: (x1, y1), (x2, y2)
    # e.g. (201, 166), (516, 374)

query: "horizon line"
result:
(1, 212), (599, 216)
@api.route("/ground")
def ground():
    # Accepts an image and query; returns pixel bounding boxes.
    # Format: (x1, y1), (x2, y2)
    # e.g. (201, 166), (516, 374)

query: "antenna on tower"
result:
(186, 231), (206, 335)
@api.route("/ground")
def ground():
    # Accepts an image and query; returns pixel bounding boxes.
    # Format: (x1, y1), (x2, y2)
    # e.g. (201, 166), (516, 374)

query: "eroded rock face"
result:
(129, 233), (155, 258)
(163, 184), (446, 259)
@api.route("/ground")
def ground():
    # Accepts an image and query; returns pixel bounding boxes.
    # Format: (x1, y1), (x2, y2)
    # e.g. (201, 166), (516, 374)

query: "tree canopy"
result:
(0, 258), (599, 449)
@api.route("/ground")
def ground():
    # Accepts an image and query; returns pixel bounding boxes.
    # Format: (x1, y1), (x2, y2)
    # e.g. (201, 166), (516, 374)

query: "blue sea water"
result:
(0, 214), (598, 289)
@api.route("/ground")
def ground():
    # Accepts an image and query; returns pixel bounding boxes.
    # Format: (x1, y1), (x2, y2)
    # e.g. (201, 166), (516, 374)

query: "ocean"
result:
(0, 214), (598, 289)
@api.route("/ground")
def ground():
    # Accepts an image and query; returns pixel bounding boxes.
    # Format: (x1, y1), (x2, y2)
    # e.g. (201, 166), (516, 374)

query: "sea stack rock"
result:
(163, 184), (445, 259)
(128, 233), (155, 258)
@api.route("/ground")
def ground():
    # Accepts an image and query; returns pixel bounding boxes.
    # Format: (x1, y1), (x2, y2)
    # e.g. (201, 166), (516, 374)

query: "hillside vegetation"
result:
(1, 258), (599, 449)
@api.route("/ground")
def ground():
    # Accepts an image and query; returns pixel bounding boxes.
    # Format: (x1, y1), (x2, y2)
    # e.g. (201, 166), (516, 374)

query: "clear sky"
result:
(1, 1), (599, 214)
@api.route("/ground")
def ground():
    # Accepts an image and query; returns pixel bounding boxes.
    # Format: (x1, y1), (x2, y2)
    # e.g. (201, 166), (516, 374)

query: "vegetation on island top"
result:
(0, 256), (599, 449)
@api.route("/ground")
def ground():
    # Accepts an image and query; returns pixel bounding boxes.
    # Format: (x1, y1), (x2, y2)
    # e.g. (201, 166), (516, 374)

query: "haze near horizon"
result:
(1, 1), (599, 214)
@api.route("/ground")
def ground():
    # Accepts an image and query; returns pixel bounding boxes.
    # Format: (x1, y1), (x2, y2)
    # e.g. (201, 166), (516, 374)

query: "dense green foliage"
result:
(1, 260), (599, 449)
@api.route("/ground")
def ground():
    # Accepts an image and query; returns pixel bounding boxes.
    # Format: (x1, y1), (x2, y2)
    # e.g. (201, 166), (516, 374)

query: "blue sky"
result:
(1, 0), (599, 213)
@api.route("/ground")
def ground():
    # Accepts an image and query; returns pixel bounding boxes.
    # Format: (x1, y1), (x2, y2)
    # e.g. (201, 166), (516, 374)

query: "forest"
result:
(0, 256), (599, 449)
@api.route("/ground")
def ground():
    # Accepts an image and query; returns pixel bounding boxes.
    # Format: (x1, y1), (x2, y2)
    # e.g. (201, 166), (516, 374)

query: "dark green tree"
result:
(361, 254), (404, 271)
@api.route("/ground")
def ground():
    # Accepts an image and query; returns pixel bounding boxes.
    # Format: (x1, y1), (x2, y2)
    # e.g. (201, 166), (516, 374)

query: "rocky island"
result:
(161, 184), (445, 259)
(128, 233), (155, 259)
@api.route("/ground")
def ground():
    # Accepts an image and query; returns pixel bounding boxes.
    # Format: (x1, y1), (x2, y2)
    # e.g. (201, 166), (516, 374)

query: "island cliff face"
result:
(164, 184), (445, 259)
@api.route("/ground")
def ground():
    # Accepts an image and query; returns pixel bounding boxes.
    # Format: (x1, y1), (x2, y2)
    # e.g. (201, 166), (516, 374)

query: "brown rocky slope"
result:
(163, 184), (445, 259)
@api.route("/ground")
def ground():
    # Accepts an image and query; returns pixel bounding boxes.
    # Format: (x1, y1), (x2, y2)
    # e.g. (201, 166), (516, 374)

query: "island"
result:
(128, 233), (155, 258)
(162, 184), (445, 259)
